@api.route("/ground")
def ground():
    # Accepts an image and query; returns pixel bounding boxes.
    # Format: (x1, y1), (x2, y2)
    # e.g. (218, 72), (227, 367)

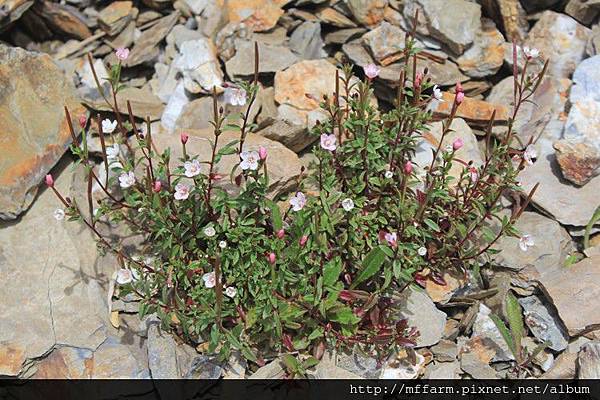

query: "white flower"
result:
(432, 85), (444, 102)
(384, 170), (394, 179)
(290, 192), (307, 212)
(118, 171), (135, 188)
(105, 143), (120, 160)
(223, 86), (247, 106)
(522, 46), (540, 59)
(320, 134), (337, 152)
(184, 159), (202, 177)
(174, 183), (191, 200)
(102, 119), (118, 134)
(341, 198), (354, 212)
(116, 268), (133, 285)
(53, 208), (65, 221)
(225, 286), (237, 298)
(204, 226), (216, 237)
(417, 246), (427, 256)
(523, 145), (537, 165)
(219, 240), (227, 249)
(469, 167), (479, 183)
(519, 234), (534, 252)
(240, 151), (259, 171)
(202, 272), (216, 288)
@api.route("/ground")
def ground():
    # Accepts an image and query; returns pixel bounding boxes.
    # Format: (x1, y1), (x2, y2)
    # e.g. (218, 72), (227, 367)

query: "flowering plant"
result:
(50, 36), (546, 366)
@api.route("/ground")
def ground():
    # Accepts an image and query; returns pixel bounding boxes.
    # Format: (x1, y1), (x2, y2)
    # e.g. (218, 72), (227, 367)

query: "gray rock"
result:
(175, 38), (223, 94)
(289, 21), (327, 60)
(456, 21), (504, 78)
(431, 340), (459, 362)
(570, 55), (600, 103)
(565, 0), (600, 26)
(577, 342), (600, 378)
(225, 40), (299, 78)
(361, 21), (406, 65)
(248, 359), (285, 379)
(347, 0), (388, 27)
(147, 323), (180, 379)
(161, 82), (190, 132)
(125, 11), (180, 67)
(471, 303), (514, 362)
(403, 0), (481, 54)
(395, 286), (447, 348)
(460, 352), (498, 379)
(166, 24), (205, 49)
(518, 295), (569, 351)
(184, 355), (223, 379)
(424, 361), (461, 379)
(312, 358), (364, 379)
(335, 348), (381, 378)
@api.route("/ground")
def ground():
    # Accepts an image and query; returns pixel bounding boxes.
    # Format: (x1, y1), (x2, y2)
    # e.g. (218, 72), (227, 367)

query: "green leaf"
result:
(323, 259), (342, 287)
(351, 246), (387, 289)
(584, 205), (600, 249)
(267, 200), (283, 231)
(490, 314), (517, 358)
(423, 218), (440, 232)
(506, 291), (524, 358)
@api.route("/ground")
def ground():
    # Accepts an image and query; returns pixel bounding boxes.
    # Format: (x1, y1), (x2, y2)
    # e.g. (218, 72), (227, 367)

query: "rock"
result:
(0, 0), (33, 32)
(525, 11), (592, 79)
(289, 21), (327, 60)
(566, 0), (600, 26)
(316, 7), (357, 28)
(225, 40), (298, 78)
(98, 1), (134, 36)
(312, 358), (364, 379)
(81, 85), (165, 121)
(587, 24), (600, 56)
(153, 129), (303, 195)
(248, 358), (285, 378)
(166, 24), (205, 49)
(522, 337), (555, 371)
(0, 158), (109, 376)
(336, 348), (381, 378)
(255, 118), (312, 153)
(424, 361), (461, 379)
(161, 82), (190, 132)
(554, 139), (600, 186)
(570, 54), (600, 103)
(0, 45), (84, 220)
(577, 342), (600, 378)
(183, 355), (223, 379)
(226, 0), (284, 32)
(471, 303), (514, 362)
(175, 96), (214, 131)
(216, 23), (253, 62)
(223, 352), (246, 379)
(487, 0), (528, 42)
(425, 272), (463, 304)
(430, 92), (509, 127)
(460, 352), (498, 379)
(31, 1), (91, 40)
(151, 62), (179, 103)
(431, 339), (459, 362)
(518, 295), (569, 352)
(147, 323), (180, 378)
(520, 0), (562, 12)
(125, 11), (180, 67)
(538, 256), (600, 336)
(403, 0), (481, 54)
(175, 38), (223, 94)
(543, 352), (578, 379)
(325, 27), (365, 45)
(493, 212), (573, 274)
(395, 286), (447, 348)
(347, 0), (388, 27)
(361, 21), (406, 66)
(456, 21), (505, 78)
(380, 351), (426, 379)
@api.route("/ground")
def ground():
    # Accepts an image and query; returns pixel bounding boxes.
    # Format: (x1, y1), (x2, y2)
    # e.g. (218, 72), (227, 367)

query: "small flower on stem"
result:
(180, 132), (189, 144)
(219, 240), (227, 249)
(276, 229), (285, 239)
(320, 134), (337, 152)
(414, 72), (423, 89)
(79, 114), (87, 128)
(417, 246), (427, 256)
(184, 159), (202, 177)
(299, 235), (309, 247)
(258, 146), (267, 160)
(363, 63), (380, 79)
(118, 171), (135, 188)
(469, 166), (479, 183)
(174, 182), (191, 200)
(452, 138), (464, 151)
(116, 269), (133, 285)
(106, 143), (120, 160)
(54, 208), (65, 221)
(404, 161), (413, 175)
(290, 192), (307, 211)
(455, 91), (465, 105)
(240, 151), (259, 171)
(432, 85), (443, 102)
(267, 252), (276, 264)
(384, 232), (397, 248)
(384, 170), (394, 179)
(45, 174), (54, 187)
(519, 234), (534, 252)
(522, 46), (540, 60)
(115, 47), (130, 61)
(202, 272), (216, 288)
(523, 145), (537, 165)
(152, 180), (162, 193)
(225, 286), (237, 298)
(204, 226), (216, 237)
(224, 86), (247, 106)
(102, 119), (118, 134)
(455, 82), (464, 94)
(341, 198), (354, 211)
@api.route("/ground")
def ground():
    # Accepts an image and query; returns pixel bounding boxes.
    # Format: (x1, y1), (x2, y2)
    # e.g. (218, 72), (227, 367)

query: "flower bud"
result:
(267, 252), (276, 264)
(403, 161), (413, 175)
(152, 180), (162, 193)
(258, 146), (267, 160)
(299, 235), (309, 247)
(276, 229), (285, 239)
(78, 114), (87, 129)
(455, 82), (464, 94)
(455, 91), (465, 105)
(45, 174), (54, 187)
(414, 72), (423, 89)
(180, 132), (189, 145)
(452, 138), (464, 151)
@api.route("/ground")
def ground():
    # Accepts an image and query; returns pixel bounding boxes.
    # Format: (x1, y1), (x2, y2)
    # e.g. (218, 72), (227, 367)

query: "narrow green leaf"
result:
(351, 246), (387, 289)
(490, 314), (517, 358)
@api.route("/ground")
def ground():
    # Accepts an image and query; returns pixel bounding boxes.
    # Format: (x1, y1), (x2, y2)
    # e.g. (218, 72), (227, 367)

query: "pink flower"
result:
(240, 151), (259, 171)
(267, 252), (276, 264)
(320, 134), (337, 152)
(180, 132), (189, 145)
(519, 234), (534, 252)
(225, 286), (237, 298)
(299, 235), (309, 247)
(78, 114), (87, 128)
(523, 145), (537, 165)
(115, 47), (130, 61)
(174, 182), (191, 200)
(363, 63), (380, 79)
(384, 232), (397, 248)
(469, 167), (479, 183)
(224, 86), (247, 106)
(202, 271), (216, 288)
(259, 146), (267, 160)
(152, 180), (162, 193)
(414, 72), (423, 89)
(276, 229), (285, 239)
(403, 161), (413, 175)
(452, 138), (464, 151)
(118, 171), (135, 189)
(184, 159), (202, 177)
(455, 91), (465, 105)
(455, 82), (464, 94)
(290, 192), (306, 211)
(522, 46), (540, 59)
(45, 174), (54, 187)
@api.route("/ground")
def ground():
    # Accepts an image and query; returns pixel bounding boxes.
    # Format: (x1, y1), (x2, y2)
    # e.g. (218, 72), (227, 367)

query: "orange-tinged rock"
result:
(227, 0), (285, 32)
(0, 44), (84, 220)
(0, 345), (26, 376)
(431, 92), (509, 126)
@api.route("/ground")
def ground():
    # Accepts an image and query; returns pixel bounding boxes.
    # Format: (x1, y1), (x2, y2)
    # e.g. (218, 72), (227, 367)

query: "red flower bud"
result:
(403, 160), (413, 175)
(267, 252), (276, 264)
(180, 132), (189, 144)
(455, 82), (464, 94)
(152, 180), (162, 192)
(299, 235), (308, 247)
(455, 91), (465, 105)
(276, 229), (285, 239)
(452, 137), (464, 151)
(259, 146), (267, 160)
(45, 174), (54, 187)
(78, 115), (87, 129)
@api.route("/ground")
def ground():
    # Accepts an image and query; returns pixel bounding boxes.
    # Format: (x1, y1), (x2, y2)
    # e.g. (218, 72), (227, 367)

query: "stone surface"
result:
(538, 256), (600, 336)
(494, 0), (528, 42)
(226, 0), (284, 32)
(335, 348), (381, 378)
(153, 129), (303, 195)
(577, 342), (600, 378)
(226, 40), (298, 78)
(525, 11), (592, 78)
(456, 21), (505, 78)
(395, 286), (447, 348)
(430, 92), (509, 126)
(570, 54), (600, 103)
(289, 21), (326, 60)
(97, 1), (133, 36)
(81, 85), (165, 121)
(424, 361), (461, 379)
(31, 1), (91, 40)
(0, 44), (84, 220)
(161, 82), (190, 132)
(147, 323), (180, 379)
(431, 339), (459, 362)
(471, 303), (514, 362)
(403, 0), (481, 54)
(361, 21), (406, 66)
(174, 38), (223, 94)
(248, 358), (285, 378)
(316, 7), (357, 28)
(518, 295), (569, 351)
(347, 0), (388, 26)
(566, 0), (600, 26)
(125, 11), (179, 67)
(554, 139), (600, 185)
(460, 352), (499, 379)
